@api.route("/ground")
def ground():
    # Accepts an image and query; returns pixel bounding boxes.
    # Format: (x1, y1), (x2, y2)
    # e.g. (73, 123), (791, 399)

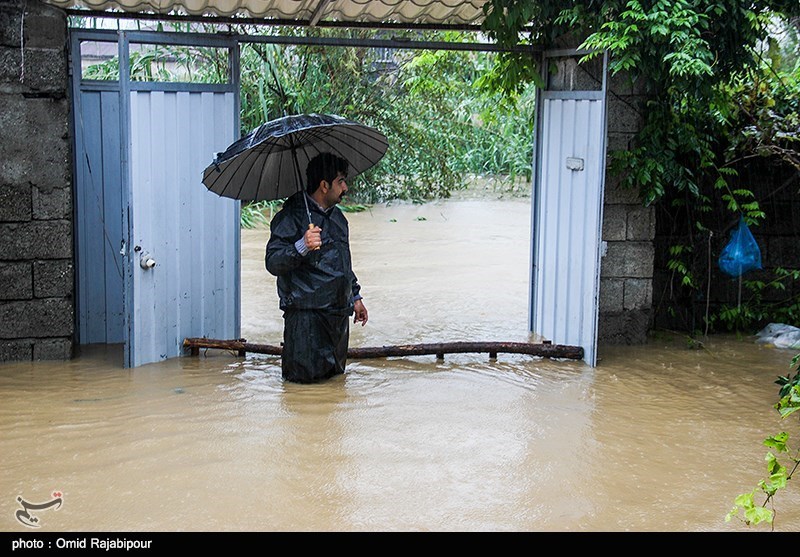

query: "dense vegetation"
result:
(76, 21), (537, 222)
(233, 27), (537, 210)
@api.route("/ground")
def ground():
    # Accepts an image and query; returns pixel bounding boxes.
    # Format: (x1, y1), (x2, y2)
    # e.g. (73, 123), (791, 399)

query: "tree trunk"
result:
(183, 338), (584, 360)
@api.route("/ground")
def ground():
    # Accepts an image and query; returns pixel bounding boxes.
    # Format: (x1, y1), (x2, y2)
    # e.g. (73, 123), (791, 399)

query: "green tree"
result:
(233, 25), (536, 208)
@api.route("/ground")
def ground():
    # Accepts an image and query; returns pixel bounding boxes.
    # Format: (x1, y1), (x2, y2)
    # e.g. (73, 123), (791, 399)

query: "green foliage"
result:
(666, 244), (696, 288)
(240, 201), (279, 229)
(82, 42), (229, 84)
(81, 55), (119, 80)
(727, 354), (800, 529)
(234, 26), (535, 208)
(710, 268), (800, 332)
(777, 353), (800, 399)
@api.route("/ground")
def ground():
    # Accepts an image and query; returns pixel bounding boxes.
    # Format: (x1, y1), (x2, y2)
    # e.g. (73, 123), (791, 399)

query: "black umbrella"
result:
(202, 113), (388, 223)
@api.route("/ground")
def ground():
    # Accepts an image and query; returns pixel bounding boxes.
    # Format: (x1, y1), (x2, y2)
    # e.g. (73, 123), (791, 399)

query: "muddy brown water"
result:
(1, 194), (798, 532)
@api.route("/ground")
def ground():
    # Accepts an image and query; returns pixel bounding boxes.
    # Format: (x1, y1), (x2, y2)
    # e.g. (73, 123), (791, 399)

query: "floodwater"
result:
(1, 192), (798, 533)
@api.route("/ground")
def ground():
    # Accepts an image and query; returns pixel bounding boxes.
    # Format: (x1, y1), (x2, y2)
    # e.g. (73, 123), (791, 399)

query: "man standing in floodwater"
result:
(265, 152), (368, 383)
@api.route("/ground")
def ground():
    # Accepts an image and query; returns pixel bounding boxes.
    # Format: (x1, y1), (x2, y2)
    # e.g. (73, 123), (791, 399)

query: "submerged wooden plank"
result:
(183, 338), (584, 360)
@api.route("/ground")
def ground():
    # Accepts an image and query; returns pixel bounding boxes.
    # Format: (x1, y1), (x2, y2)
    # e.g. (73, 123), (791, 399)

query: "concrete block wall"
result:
(598, 73), (653, 344)
(0, 0), (73, 361)
(652, 160), (800, 333)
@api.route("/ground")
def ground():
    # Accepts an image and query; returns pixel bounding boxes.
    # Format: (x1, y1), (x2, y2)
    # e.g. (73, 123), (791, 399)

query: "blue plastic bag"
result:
(718, 215), (762, 278)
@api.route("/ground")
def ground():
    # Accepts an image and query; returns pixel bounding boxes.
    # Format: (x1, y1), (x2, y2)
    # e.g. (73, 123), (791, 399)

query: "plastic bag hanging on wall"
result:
(718, 215), (762, 278)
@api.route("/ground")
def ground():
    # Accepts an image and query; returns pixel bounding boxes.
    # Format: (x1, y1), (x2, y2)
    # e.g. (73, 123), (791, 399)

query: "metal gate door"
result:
(71, 30), (241, 368)
(530, 50), (608, 366)
(72, 81), (125, 345)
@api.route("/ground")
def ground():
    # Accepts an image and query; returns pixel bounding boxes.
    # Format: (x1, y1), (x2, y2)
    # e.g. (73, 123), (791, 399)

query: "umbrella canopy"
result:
(202, 113), (388, 203)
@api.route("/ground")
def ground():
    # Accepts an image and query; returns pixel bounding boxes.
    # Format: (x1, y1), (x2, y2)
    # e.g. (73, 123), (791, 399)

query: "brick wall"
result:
(0, 0), (73, 361)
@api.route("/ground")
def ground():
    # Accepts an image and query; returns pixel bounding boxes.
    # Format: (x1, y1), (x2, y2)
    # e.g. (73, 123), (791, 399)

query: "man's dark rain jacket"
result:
(265, 191), (361, 316)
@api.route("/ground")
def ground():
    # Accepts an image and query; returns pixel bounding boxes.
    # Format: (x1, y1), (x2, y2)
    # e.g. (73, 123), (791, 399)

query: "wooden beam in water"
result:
(183, 338), (584, 361)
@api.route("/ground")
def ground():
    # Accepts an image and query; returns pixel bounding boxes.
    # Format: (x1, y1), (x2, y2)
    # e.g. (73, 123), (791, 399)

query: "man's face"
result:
(324, 172), (348, 206)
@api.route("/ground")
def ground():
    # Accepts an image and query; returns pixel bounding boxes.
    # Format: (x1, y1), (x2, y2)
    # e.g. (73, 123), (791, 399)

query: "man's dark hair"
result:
(306, 153), (349, 194)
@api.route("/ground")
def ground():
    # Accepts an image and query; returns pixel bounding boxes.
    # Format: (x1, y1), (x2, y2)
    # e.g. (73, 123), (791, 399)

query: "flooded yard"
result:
(1, 195), (797, 532)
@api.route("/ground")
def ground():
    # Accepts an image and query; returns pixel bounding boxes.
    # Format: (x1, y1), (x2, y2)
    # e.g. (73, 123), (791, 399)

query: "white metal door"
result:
(126, 88), (239, 367)
(120, 32), (240, 368)
(530, 51), (608, 366)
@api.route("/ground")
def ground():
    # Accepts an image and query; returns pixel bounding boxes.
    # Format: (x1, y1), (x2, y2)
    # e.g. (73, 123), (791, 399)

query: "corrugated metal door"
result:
(530, 50), (608, 366)
(127, 88), (239, 367)
(71, 30), (240, 368)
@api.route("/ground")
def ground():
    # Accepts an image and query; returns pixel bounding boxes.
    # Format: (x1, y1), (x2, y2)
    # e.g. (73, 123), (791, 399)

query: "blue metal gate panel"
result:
(74, 89), (125, 344)
(128, 89), (239, 367)
(530, 51), (608, 367)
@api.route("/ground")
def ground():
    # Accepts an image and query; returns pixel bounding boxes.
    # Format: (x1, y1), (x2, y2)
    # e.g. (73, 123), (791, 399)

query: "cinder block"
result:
(15, 48), (67, 93)
(606, 131), (635, 153)
(597, 309), (651, 345)
(0, 298), (73, 338)
(599, 277), (624, 312)
(623, 278), (652, 310)
(608, 71), (651, 96)
(0, 182), (31, 221)
(602, 204), (627, 241)
(0, 96), (70, 185)
(0, 339), (32, 361)
(608, 71), (635, 96)
(606, 95), (645, 134)
(550, 30), (587, 50)
(33, 259), (72, 298)
(0, 261), (31, 299)
(546, 55), (604, 92)
(604, 174), (642, 204)
(626, 205), (655, 241)
(33, 337), (72, 360)
(0, 94), (27, 133)
(0, 6), (23, 48)
(0, 220), (72, 260)
(0, 46), (21, 85)
(33, 185), (71, 219)
(602, 241), (654, 278)
(24, 13), (67, 50)
(573, 56), (604, 90)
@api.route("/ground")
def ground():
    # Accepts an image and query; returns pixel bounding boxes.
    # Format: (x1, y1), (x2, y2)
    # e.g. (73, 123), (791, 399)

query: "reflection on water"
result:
(1, 197), (798, 532)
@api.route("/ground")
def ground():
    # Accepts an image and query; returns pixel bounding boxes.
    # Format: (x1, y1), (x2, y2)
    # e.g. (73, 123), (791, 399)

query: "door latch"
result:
(139, 252), (156, 270)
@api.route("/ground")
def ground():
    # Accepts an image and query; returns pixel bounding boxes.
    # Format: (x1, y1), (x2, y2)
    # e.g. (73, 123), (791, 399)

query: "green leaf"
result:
(744, 505), (774, 525)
